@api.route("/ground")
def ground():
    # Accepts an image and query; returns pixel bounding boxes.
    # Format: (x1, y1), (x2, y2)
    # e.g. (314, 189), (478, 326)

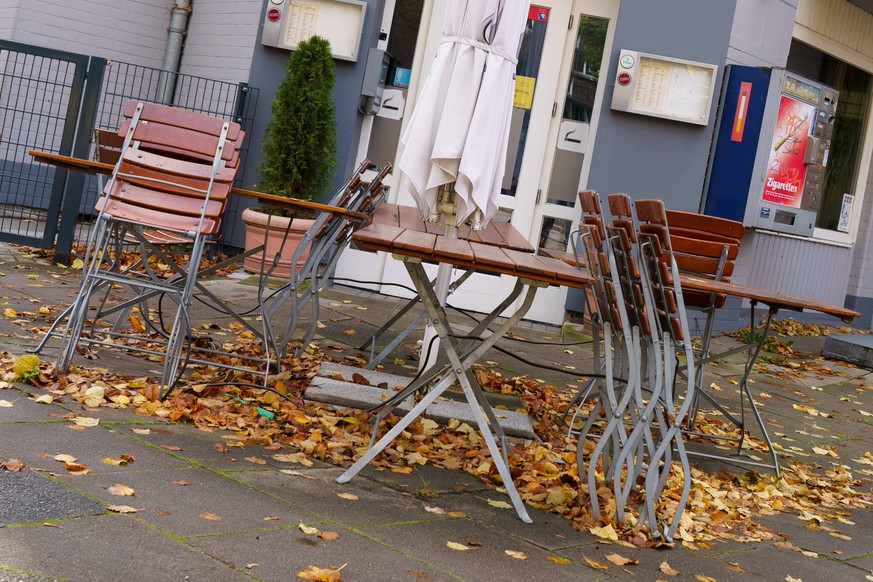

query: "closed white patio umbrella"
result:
(399, 0), (529, 230)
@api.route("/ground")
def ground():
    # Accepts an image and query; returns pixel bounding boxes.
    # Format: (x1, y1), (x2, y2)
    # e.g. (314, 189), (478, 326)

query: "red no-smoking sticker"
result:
(617, 72), (631, 86)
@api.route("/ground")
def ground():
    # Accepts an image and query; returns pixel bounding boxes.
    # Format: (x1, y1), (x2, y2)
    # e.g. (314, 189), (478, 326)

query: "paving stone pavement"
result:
(0, 243), (871, 581)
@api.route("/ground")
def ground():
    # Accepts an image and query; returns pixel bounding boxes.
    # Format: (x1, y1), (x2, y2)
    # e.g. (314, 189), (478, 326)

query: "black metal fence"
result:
(0, 40), (98, 252)
(0, 40), (259, 261)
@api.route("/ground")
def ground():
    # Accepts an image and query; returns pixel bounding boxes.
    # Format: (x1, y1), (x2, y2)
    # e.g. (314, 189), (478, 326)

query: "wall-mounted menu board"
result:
(261, 0), (366, 62)
(611, 49), (718, 126)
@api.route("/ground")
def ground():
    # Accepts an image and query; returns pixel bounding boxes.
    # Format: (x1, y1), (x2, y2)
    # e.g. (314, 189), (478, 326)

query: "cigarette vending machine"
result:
(703, 66), (839, 236)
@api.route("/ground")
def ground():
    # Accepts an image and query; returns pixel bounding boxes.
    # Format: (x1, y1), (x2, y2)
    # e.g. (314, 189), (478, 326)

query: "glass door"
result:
(518, 7), (616, 323)
(346, 0), (617, 325)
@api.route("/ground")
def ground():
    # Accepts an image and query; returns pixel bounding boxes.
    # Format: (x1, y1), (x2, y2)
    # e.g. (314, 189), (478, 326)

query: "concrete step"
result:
(307, 363), (536, 439)
(823, 333), (873, 367)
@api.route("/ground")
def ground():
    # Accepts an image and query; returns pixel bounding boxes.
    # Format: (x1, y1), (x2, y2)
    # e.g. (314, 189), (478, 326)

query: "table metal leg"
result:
(337, 258), (541, 523)
(683, 301), (781, 477)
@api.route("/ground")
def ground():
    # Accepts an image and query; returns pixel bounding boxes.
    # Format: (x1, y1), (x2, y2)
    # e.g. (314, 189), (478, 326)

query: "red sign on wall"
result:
(529, 5), (550, 22)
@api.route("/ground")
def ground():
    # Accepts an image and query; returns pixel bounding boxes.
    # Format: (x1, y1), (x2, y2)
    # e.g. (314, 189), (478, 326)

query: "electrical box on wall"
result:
(261, 0), (367, 62)
(611, 49), (718, 126)
(359, 48), (389, 115)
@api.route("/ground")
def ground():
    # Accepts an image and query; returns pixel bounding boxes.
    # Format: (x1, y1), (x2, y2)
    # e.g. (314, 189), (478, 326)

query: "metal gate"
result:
(0, 40), (259, 263)
(0, 40), (104, 254)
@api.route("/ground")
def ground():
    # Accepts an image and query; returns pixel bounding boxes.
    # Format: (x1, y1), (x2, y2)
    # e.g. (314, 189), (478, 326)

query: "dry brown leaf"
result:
(273, 452), (314, 467)
(102, 455), (134, 466)
(198, 512), (223, 521)
(296, 564), (344, 581)
(695, 575), (717, 582)
(336, 492), (358, 501)
(107, 505), (138, 513)
(606, 553), (637, 566)
(171, 480), (192, 486)
(54, 454), (77, 464)
(63, 462), (89, 474)
(0, 459), (24, 472)
(107, 484), (136, 497)
(590, 524), (619, 541)
(660, 561), (680, 576)
(728, 563), (745, 573)
(244, 456), (267, 465)
(446, 541), (472, 551)
(246, 563), (259, 570)
(299, 522), (319, 535)
(128, 314), (146, 332)
(504, 550), (527, 560)
(132, 428), (151, 435)
(485, 499), (512, 509)
(547, 556), (571, 565)
(583, 555), (609, 571)
(318, 530), (339, 541)
(160, 445), (183, 451)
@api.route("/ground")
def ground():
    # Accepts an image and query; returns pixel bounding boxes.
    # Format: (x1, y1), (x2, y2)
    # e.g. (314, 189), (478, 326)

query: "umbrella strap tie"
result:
(442, 36), (518, 64)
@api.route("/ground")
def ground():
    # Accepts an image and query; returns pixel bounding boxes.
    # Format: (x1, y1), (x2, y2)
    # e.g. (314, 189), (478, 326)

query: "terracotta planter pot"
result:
(241, 207), (314, 279)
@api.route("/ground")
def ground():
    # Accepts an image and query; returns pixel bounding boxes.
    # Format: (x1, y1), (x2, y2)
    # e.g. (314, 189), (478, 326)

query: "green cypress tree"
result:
(258, 35), (337, 212)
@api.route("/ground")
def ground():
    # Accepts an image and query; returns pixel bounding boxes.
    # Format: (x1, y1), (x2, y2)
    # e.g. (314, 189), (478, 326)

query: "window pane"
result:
(787, 41), (871, 231)
(546, 15), (608, 207)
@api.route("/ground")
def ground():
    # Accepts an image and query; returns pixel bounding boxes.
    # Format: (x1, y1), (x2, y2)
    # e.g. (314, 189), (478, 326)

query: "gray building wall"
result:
(232, 0), (385, 247)
(585, 0), (737, 213)
(180, 0), (261, 83)
(727, 0), (799, 68)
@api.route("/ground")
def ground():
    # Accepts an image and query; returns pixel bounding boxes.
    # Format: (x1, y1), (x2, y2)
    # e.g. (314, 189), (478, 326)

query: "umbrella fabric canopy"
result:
(399, 0), (530, 230)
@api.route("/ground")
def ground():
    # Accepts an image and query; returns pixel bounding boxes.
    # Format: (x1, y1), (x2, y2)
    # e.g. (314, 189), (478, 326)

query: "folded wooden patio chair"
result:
(259, 162), (392, 358)
(41, 100), (244, 398)
(632, 198), (697, 542)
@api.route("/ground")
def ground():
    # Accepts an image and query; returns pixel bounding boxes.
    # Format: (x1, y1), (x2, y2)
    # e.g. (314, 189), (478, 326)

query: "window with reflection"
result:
(787, 40), (871, 232)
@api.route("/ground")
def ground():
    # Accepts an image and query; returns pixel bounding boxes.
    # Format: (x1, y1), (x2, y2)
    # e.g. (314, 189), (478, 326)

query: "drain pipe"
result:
(157, 0), (193, 104)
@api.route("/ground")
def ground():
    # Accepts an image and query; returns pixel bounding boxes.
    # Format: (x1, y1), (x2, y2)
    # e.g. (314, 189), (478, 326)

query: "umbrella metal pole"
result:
(419, 183), (459, 372)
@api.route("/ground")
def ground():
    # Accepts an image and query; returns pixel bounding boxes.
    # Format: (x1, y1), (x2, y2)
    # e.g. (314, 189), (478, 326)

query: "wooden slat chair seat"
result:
(42, 100), (244, 399)
(654, 209), (744, 430)
(664, 209), (743, 311)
